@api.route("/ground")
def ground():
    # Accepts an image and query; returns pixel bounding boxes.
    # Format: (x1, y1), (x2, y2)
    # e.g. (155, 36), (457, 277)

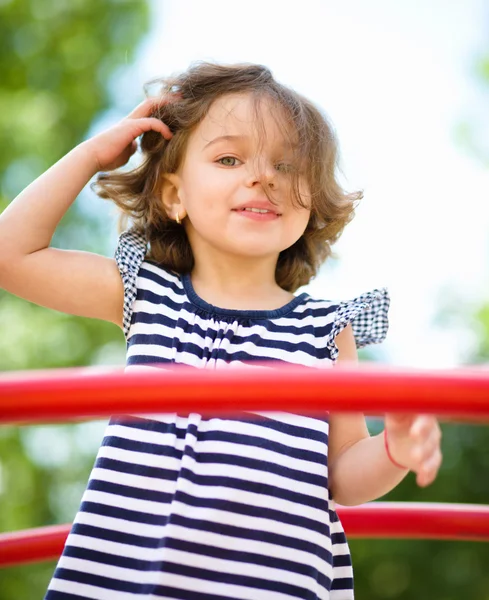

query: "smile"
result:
(232, 208), (281, 221)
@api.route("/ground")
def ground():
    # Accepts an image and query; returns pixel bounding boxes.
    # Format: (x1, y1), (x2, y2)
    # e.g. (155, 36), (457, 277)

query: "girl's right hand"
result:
(84, 98), (173, 172)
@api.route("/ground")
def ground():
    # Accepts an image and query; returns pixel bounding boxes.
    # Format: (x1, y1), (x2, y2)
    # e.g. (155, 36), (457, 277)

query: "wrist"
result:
(383, 428), (409, 470)
(76, 140), (103, 176)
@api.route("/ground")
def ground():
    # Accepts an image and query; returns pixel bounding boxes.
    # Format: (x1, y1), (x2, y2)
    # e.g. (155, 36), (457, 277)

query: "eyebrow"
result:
(203, 134), (247, 150)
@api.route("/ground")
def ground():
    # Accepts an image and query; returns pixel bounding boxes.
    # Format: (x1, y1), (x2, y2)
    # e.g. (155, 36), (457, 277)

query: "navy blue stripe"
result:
(170, 513), (333, 564)
(135, 288), (185, 311)
(193, 429), (327, 465)
(88, 478), (173, 504)
(166, 537), (330, 588)
(331, 577), (354, 591)
(71, 508), (334, 564)
(135, 289), (336, 323)
(173, 490), (329, 534)
(62, 540), (331, 593)
(235, 413), (329, 443)
(95, 456), (178, 482)
(331, 532), (348, 545)
(332, 553), (352, 568)
(71, 522), (161, 548)
(133, 305), (335, 337)
(51, 567), (149, 594)
(45, 591), (94, 600)
(130, 329), (326, 357)
(80, 500), (169, 526)
(196, 452), (328, 487)
(179, 467), (328, 510)
(111, 412), (329, 444)
(86, 477), (328, 533)
(147, 559), (316, 599)
(94, 457), (327, 510)
(101, 433), (184, 460)
(139, 263), (184, 294)
(109, 415), (188, 439)
(126, 354), (173, 365)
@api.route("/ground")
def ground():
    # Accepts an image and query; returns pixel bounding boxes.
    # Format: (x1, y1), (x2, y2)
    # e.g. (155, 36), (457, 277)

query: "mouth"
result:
(232, 199), (282, 217)
(233, 207), (281, 216)
(232, 207), (281, 221)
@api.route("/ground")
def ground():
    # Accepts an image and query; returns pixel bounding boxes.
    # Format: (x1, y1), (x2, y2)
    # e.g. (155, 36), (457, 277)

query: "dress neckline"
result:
(182, 273), (309, 319)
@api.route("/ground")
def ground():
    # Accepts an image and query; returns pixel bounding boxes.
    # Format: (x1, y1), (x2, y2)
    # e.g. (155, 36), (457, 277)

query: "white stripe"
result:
(330, 565), (353, 579)
(81, 489), (171, 517)
(57, 556), (306, 600)
(48, 577), (140, 600)
(104, 422), (183, 450)
(74, 510), (166, 539)
(130, 315), (333, 347)
(88, 464), (328, 525)
(97, 444), (182, 470)
(193, 440), (327, 475)
(90, 468), (177, 496)
(132, 296), (335, 331)
(140, 261), (182, 286)
(127, 341), (325, 367)
(65, 524), (334, 586)
(168, 500), (329, 548)
(95, 441), (327, 498)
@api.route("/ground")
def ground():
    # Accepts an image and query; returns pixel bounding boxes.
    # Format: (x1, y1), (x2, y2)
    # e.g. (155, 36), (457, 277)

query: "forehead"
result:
(191, 93), (296, 150)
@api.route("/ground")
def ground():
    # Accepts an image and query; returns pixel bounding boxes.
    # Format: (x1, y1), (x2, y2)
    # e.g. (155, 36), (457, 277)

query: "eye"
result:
(275, 162), (295, 174)
(217, 156), (241, 167)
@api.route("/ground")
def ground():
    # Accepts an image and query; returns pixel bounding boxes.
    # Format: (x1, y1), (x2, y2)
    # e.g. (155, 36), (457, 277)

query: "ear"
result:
(161, 173), (187, 221)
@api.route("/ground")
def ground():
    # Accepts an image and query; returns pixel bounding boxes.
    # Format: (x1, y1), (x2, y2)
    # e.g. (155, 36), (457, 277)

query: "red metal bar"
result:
(1, 363), (489, 424)
(1, 503), (488, 568)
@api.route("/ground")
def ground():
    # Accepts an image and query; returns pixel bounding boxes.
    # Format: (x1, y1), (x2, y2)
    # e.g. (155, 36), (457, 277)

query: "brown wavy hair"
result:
(94, 62), (361, 292)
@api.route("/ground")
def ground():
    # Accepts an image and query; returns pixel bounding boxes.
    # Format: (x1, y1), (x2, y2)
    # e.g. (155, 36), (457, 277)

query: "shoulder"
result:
(334, 324), (358, 362)
(302, 287), (390, 361)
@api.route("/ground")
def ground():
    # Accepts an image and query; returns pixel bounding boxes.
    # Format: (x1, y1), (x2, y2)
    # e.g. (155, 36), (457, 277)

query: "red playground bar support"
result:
(0, 363), (488, 569)
(0, 363), (489, 424)
(1, 503), (489, 568)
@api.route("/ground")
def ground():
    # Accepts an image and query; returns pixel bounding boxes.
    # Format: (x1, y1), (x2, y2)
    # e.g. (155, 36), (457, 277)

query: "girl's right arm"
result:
(0, 99), (171, 328)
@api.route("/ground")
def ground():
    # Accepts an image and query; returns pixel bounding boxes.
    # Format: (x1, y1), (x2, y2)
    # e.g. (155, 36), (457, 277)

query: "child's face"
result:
(173, 93), (311, 264)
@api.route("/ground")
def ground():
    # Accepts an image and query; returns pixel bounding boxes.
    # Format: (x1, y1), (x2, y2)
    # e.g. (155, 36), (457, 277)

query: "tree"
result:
(0, 1), (149, 597)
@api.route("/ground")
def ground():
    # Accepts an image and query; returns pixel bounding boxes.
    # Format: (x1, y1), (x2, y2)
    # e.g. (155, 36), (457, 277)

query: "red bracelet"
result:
(383, 428), (408, 470)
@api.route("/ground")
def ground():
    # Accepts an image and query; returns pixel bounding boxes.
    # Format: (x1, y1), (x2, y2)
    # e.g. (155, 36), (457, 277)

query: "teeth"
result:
(243, 208), (270, 213)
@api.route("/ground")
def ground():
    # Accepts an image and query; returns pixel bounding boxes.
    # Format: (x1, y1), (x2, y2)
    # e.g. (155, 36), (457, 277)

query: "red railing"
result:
(1, 363), (488, 567)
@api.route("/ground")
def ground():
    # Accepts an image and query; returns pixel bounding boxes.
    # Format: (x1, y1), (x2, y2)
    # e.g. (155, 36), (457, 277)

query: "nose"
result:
(245, 158), (277, 190)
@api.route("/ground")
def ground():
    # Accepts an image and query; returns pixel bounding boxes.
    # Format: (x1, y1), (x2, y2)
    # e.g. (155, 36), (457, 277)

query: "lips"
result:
(232, 200), (281, 216)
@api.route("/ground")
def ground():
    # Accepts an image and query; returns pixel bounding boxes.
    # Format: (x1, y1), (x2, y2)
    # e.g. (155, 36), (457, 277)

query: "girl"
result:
(0, 63), (442, 600)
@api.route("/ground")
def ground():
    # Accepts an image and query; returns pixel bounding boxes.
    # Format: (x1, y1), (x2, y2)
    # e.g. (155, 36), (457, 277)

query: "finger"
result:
(410, 415), (436, 439)
(132, 117), (173, 140)
(411, 425), (441, 465)
(417, 449), (442, 486)
(385, 413), (413, 431)
(128, 95), (175, 120)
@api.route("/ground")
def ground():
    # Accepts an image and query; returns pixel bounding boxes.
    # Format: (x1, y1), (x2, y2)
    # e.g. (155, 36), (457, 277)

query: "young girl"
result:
(0, 63), (442, 600)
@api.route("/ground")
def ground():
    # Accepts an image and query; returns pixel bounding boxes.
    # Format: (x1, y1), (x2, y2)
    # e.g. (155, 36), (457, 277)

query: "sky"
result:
(111, 0), (489, 368)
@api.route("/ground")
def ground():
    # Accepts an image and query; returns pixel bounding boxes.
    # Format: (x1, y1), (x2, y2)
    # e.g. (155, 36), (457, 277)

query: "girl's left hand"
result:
(384, 414), (442, 487)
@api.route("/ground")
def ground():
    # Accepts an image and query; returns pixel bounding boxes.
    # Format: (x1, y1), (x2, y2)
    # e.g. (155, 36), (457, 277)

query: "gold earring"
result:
(175, 212), (180, 224)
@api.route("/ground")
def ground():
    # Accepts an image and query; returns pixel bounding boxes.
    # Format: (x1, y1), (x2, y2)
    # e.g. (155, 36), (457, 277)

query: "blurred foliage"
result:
(0, 2), (488, 599)
(0, 0), (149, 597)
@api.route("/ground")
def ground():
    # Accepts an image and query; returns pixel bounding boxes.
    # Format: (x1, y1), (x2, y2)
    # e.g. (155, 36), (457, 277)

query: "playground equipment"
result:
(0, 363), (488, 568)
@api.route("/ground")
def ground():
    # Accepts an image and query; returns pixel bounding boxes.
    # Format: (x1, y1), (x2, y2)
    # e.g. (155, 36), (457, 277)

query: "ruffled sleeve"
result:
(114, 228), (148, 339)
(326, 288), (390, 361)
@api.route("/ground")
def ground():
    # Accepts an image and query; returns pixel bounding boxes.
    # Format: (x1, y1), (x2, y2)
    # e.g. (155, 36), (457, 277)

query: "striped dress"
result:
(45, 229), (390, 600)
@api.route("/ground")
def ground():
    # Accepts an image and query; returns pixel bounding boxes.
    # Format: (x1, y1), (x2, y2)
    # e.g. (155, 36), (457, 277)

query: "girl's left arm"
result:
(328, 325), (442, 506)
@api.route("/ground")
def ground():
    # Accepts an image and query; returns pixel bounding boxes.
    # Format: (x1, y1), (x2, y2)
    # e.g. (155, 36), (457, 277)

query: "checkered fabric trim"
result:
(114, 228), (148, 339)
(327, 288), (390, 361)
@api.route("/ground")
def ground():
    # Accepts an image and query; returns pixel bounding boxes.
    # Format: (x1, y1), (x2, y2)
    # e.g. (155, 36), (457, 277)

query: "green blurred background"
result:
(0, 1), (488, 598)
